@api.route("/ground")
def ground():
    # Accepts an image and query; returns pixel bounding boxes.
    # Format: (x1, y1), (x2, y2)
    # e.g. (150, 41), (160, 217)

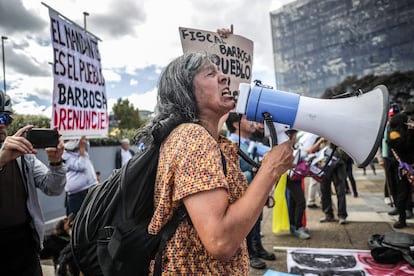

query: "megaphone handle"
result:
(263, 112), (278, 147)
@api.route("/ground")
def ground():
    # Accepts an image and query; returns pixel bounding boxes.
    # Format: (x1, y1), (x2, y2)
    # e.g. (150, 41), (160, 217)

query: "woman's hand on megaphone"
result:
(260, 140), (295, 181)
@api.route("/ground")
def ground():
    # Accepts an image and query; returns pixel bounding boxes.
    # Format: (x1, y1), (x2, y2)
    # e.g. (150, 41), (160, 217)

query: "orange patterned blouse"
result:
(148, 123), (250, 275)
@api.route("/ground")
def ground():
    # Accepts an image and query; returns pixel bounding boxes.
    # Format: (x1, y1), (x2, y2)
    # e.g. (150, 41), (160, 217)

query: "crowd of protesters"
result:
(1, 18), (413, 271)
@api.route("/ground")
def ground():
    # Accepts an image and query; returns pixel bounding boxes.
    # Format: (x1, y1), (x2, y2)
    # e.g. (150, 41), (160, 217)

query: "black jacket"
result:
(115, 148), (135, 169)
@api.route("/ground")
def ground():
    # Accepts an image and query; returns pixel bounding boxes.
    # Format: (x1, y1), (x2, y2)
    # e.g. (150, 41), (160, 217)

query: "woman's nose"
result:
(219, 73), (228, 85)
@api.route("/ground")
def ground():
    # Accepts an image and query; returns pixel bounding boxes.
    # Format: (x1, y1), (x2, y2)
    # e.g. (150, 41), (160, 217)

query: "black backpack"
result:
(368, 232), (414, 267)
(70, 121), (187, 276)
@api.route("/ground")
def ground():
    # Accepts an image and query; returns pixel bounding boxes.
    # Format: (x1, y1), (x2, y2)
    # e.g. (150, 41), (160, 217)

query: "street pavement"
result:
(250, 166), (414, 275)
(41, 166), (414, 275)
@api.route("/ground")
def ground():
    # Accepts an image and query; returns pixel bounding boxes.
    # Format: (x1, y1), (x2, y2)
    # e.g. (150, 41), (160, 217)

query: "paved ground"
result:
(250, 167), (414, 275)
(41, 166), (414, 275)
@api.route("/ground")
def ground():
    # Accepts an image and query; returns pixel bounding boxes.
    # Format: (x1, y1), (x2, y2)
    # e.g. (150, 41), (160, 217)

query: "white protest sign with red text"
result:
(49, 9), (108, 139)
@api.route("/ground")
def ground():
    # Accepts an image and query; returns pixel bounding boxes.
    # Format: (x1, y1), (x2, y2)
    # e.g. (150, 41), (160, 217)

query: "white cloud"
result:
(102, 69), (121, 82)
(107, 88), (157, 115)
(128, 88), (157, 112)
(1, 0), (296, 116)
(13, 100), (47, 116)
(129, 78), (138, 86)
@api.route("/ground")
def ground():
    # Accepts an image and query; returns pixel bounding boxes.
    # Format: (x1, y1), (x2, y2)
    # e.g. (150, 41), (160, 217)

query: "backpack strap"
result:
(382, 232), (414, 267)
(402, 253), (414, 267)
(154, 205), (187, 276)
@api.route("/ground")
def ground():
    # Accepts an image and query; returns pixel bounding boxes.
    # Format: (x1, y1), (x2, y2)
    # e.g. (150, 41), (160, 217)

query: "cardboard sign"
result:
(49, 9), (108, 139)
(179, 27), (254, 95)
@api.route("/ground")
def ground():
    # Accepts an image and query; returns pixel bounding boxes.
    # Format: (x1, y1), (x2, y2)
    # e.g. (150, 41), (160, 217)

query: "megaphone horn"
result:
(236, 83), (389, 168)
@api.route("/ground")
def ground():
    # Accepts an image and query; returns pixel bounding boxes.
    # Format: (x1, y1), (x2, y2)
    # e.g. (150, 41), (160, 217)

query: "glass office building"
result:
(270, 0), (414, 97)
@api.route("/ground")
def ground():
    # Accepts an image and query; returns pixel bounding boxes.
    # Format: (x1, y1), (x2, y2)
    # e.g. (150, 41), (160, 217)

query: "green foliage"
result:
(112, 98), (144, 130)
(322, 71), (414, 109)
(7, 114), (136, 146)
(89, 128), (138, 146)
(8, 114), (51, 135)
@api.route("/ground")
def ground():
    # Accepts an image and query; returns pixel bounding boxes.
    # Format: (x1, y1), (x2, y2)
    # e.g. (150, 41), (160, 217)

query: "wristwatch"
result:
(49, 160), (63, 166)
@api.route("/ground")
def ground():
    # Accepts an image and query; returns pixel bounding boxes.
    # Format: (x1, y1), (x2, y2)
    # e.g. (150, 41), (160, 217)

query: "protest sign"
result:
(179, 27), (253, 96)
(49, 9), (107, 139)
(287, 248), (414, 275)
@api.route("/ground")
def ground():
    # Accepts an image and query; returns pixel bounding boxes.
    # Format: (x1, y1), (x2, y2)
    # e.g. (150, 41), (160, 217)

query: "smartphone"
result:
(26, 128), (59, 148)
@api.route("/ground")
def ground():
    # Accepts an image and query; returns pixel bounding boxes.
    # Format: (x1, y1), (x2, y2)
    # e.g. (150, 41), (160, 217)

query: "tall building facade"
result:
(270, 0), (414, 97)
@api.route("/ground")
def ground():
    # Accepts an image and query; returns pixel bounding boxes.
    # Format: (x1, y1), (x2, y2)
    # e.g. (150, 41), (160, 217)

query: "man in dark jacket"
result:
(387, 111), (414, 228)
(0, 91), (66, 275)
(115, 138), (135, 169)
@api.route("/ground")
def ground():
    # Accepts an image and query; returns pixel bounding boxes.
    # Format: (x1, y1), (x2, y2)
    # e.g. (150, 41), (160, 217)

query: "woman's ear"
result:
(232, 121), (239, 132)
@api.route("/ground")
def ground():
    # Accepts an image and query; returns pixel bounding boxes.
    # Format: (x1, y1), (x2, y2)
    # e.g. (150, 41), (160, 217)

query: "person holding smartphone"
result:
(0, 91), (67, 276)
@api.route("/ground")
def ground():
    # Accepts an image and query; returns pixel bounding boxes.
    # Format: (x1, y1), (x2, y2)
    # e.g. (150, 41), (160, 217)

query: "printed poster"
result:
(287, 247), (414, 275)
(49, 9), (108, 139)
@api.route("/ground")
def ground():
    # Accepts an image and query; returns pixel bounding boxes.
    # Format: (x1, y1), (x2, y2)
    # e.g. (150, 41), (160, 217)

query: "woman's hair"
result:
(134, 52), (220, 144)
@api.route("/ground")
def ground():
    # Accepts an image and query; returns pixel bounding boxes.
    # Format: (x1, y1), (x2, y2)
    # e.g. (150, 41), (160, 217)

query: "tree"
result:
(112, 98), (144, 130)
(8, 114), (51, 135)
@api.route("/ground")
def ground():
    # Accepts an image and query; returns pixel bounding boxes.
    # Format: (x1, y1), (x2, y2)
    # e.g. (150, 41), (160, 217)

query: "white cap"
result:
(64, 140), (79, 151)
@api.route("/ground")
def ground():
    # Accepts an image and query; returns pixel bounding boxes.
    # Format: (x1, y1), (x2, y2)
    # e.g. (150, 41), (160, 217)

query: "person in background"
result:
(226, 112), (275, 270)
(362, 158), (376, 175)
(306, 177), (322, 208)
(96, 171), (102, 184)
(115, 138), (135, 169)
(40, 214), (79, 275)
(134, 52), (294, 274)
(376, 104), (409, 219)
(250, 122), (270, 146)
(286, 130), (311, 239)
(345, 153), (358, 197)
(387, 111), (414, 228)
(63, 136), (97, 216)
(295, 132), (322, 209)
(319, 143), (349, 225)
(0, 91), (66, 276)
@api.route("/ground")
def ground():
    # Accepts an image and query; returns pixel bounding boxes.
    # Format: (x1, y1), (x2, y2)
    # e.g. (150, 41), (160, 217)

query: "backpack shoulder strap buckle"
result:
(103, 226), (115, 239)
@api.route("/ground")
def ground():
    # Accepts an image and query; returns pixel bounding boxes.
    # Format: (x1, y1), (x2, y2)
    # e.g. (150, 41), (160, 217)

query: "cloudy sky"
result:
(0, 0), (294, 117)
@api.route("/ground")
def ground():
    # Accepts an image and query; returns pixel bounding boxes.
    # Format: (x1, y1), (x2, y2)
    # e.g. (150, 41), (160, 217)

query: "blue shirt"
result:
(228, 133), (254, 183)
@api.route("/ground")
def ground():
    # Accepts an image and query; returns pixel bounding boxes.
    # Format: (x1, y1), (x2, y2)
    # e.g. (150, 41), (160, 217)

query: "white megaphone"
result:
(236, 82), (389, 168)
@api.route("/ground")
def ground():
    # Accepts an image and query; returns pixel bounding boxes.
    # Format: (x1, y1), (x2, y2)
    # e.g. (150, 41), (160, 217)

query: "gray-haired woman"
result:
(135, 52), (294, 275)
